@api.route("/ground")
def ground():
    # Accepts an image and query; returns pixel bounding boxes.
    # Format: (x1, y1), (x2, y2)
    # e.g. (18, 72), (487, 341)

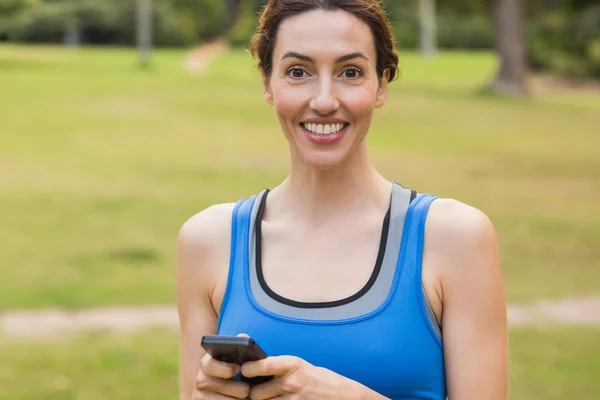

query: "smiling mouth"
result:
(300, 122), (349, 136)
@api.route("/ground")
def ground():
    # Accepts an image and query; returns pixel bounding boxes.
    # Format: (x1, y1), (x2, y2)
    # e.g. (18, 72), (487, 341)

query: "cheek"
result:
(338, 85), (377, 118)
(272, 84), (310, 119)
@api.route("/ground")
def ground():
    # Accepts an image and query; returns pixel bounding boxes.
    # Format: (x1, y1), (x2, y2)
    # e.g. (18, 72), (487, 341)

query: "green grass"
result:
(1, 327), (599, 399)
(509, 328), (600, 400)
(0, 329), (180, 400)
(1, 44), (599, 308)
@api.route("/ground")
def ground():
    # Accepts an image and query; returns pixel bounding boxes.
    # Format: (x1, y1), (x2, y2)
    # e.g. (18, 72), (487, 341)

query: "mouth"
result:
(300, 122), (350, 136)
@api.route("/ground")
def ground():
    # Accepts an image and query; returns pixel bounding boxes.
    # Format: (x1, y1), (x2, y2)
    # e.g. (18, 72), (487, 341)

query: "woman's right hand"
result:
(193, 353), (250, 399)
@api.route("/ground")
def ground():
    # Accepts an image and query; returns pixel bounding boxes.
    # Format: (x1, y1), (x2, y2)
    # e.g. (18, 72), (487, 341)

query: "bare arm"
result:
(426, 200), (509, 400)
(176, 203), (236, 400)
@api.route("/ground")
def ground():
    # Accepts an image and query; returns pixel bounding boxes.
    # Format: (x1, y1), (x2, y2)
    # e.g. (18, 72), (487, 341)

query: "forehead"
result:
(274, 9), (375, 60)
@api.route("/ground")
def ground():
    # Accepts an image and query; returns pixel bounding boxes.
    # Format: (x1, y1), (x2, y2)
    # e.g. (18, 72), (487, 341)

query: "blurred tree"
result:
(488, 0), (529, 96)
(563, 0), (599, 10)
(170, 0), (226, 41)
(227, 0), (257, 47)
(0, 0), (38, 39)
(224, 0), (241, 30)
(436, 0), (488, 14)
(0, 0), (38, 13)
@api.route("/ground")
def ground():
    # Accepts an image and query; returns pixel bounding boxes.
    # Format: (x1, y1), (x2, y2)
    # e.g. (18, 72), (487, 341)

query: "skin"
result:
(177, 8), (508, 400)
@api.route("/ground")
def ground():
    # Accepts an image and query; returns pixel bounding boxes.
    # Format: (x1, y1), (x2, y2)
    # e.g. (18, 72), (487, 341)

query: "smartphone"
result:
(201, 335), (274, 386)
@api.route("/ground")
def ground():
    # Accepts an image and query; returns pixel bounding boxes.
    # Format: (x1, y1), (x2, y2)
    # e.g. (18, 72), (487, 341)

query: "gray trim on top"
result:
(248, 183), (412, 320)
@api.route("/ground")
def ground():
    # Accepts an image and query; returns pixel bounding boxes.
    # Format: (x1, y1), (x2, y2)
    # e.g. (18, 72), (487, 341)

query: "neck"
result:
(268, 145), (392, 222)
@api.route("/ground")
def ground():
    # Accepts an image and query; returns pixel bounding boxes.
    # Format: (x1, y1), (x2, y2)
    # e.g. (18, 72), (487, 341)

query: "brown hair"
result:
(249, 0), (399, 82)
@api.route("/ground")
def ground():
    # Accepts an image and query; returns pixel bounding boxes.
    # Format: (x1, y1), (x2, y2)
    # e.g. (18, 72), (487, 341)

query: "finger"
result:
(195, 375), (250, 399)
(249, 376), (294, 400)
(242, 356), (300, 379)
(201, 353), (241, 379)
(236, 333), (250, 338)
(193, 390), (242, 400)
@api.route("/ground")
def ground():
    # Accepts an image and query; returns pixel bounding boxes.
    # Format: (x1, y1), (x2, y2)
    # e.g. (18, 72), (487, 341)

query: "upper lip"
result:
(301, 118), (349, 125)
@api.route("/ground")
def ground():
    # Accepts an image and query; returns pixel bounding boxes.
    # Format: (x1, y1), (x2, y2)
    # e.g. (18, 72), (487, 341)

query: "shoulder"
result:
(178, 203), (237, 249)
(425, 197), (497, 247)
(177, 202), (237, 280)
(423, 197), (501, 283)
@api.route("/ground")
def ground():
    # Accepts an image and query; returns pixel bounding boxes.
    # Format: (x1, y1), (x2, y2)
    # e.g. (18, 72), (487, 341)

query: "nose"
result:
(309, 77), (339, 115)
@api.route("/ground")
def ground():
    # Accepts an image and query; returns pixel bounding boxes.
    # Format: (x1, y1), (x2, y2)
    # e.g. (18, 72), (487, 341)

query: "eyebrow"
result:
(281, 51), (369, 64)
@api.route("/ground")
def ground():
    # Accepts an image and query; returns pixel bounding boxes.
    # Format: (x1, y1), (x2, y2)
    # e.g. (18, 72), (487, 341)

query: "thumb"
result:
(237, 333), (250, 338)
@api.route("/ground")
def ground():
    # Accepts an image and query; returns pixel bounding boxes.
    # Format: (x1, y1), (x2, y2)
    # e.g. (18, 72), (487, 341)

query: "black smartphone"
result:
(201, 335), (274, 386)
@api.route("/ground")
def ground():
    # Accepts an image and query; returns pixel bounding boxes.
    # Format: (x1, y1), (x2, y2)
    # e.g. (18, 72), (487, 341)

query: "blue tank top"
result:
(218, 184), (447, 399)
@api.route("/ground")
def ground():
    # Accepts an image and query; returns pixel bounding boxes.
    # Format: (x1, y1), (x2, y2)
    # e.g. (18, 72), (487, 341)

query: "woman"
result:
(177, 1), (508, 399)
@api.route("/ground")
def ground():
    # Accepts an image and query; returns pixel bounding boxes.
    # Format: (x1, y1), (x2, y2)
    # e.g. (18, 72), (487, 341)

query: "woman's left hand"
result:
(241, 356), (380, 400)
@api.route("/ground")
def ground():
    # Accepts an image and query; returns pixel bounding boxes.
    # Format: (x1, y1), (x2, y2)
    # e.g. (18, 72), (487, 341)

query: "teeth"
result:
(302, 122), (347, 136)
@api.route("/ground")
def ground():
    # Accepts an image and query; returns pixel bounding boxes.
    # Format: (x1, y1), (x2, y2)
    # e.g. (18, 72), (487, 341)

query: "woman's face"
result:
(265, 9), (389, 169)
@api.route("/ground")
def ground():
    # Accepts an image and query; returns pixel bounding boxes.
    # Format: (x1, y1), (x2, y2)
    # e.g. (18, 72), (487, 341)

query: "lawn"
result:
(1, 327), (599, 399)
(1, 44), (599, 309)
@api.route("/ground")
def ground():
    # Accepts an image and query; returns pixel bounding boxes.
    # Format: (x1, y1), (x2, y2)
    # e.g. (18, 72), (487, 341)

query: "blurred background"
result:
(0, 0), (599, 399)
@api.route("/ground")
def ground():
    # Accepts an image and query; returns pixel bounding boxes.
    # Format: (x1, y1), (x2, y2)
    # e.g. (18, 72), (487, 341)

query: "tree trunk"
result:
(136, 0), (153, 68)
(225, 0), (242, 30)
(489, 0), (528, 95)
(419, 0), (437, 59)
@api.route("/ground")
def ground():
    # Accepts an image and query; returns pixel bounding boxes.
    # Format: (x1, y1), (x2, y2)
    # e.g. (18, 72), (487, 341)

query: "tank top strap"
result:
(402, 193), (438, 272)
(217, 195), (258, 332)
(397, 193), (442, 345)
(407, 193), (438, 264)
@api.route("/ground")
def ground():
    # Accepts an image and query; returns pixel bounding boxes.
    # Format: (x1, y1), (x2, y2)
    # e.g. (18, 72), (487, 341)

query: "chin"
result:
(299, 148), (350, 170)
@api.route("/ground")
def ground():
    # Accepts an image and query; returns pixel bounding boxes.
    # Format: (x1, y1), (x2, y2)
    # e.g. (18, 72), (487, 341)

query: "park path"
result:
(1, 296), (600, 339)
(184, 39), (230, 74)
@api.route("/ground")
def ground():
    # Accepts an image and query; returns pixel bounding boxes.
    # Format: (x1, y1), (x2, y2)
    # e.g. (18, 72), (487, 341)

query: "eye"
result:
(286, 67), (310, 79)
(340, 67), (363, 80)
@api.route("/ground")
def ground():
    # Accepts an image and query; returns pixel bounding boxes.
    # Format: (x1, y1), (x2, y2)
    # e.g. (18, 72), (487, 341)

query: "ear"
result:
(263, 76), (274, 105)
(375, 69), (390, 108)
